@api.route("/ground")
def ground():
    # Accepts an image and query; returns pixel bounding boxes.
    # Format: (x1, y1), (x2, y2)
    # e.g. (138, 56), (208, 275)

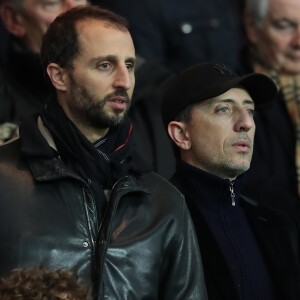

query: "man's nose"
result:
(234, 109), (255, 132)
(113, 65), (132, 90)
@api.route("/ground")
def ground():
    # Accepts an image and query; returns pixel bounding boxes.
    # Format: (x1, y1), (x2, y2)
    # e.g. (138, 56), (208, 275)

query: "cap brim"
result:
(235, 73), (278, 106)
(206, 73), (278, 106)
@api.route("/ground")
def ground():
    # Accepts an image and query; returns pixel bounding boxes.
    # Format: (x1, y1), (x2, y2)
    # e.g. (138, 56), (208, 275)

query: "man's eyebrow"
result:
(126, 57), (136, 64)
(89, 55), (118, 65)
(243, 99), (255, 106)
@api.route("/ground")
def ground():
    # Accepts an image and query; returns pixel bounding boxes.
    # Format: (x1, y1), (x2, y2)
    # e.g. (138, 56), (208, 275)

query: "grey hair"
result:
(244, 0), (269, 26)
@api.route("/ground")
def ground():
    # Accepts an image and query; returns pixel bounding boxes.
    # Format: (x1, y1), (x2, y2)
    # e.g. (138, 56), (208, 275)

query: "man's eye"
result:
(248, 109), (256, 117)
(126, 63), (135, 71)
(98, 63), (110, 69)
(273, 20), (295, 31)
(217, 107), (229, 113)
(41, 0), (61, 10)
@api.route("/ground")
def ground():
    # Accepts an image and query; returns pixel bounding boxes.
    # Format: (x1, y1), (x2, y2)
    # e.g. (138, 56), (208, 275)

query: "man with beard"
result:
(162, 62), (300, 300)
(0, 6), (207, 300)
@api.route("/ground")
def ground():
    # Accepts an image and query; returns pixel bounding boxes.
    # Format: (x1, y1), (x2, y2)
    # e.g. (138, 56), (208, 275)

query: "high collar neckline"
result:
(172, 160), (247, 209)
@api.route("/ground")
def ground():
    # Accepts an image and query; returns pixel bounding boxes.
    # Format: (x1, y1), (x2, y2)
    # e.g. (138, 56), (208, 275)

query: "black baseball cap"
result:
(161, 62), (278, 128)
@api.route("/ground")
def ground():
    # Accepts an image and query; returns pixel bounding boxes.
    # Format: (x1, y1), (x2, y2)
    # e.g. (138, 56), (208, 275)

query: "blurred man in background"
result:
(0, 0), (87, 141)
(241, 0), (300, 213)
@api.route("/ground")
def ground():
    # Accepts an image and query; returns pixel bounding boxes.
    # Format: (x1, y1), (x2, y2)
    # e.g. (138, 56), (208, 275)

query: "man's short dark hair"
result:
(41, 5), (129, 71)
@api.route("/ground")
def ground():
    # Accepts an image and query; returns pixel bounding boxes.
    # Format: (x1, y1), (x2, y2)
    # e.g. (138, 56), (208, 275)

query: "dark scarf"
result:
(40, 97), (149, 221)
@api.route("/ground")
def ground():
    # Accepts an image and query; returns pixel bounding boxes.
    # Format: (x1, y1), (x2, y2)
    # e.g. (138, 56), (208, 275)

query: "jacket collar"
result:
(172, 160), (246, 209)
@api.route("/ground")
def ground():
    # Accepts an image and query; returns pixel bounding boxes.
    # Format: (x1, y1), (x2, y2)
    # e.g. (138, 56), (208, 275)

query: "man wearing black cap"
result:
(162, 62), (300, 300)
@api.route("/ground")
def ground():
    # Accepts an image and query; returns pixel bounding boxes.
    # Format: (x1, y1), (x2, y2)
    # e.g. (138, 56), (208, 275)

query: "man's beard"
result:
(68, 75), (131, 129)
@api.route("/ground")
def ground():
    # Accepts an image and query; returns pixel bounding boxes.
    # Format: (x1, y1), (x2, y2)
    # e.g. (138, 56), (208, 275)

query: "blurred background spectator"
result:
(0, 0), (87, 125)
(240, 0), (300, 214)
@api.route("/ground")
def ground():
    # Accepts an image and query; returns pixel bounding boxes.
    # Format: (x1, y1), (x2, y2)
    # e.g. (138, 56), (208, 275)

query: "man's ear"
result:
(0, 3), (26, 37)
(167, 121), (191, 151)
(46, 63), (68, 92)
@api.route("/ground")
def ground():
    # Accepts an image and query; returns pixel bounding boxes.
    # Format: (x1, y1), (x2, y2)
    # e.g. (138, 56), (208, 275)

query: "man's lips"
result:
(107, 96), (129, 110)
(232, 140), (251, 151)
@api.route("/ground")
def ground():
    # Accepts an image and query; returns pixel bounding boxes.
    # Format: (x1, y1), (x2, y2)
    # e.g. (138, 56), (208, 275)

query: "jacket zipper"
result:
(229, 181), (236, 206)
